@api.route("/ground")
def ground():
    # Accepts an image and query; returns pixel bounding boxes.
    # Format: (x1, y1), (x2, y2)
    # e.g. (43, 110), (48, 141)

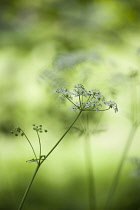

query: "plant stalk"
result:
(42, 110), (82, 163)
(18, 110), (82, 210)
(18, 164), (40, 210)
(104, 124), (138, 210)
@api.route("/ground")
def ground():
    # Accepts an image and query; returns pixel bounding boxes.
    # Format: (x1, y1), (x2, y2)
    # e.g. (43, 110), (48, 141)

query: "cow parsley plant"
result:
(13, 84), (118, 210)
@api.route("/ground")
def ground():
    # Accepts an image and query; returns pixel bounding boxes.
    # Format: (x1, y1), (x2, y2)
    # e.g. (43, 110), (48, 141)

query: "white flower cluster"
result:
(55, 84), (118, 113)
(55, 87), (73, 100)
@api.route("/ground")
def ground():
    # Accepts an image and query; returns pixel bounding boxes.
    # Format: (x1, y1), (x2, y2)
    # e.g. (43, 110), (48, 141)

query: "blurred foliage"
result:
(0, 0), (140, 210)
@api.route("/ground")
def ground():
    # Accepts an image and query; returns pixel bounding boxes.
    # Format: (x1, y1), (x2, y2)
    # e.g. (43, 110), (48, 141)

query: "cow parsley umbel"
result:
(55, 84), (118, 113)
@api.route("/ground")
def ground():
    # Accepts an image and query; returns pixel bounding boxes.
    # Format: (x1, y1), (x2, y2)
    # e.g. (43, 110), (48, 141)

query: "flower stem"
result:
(18, 164), (40, 210)
(36, 131), (42, 162)
(17, 110), (82, 210)
(22, 130), (38, 163)
(42, 110), (82, 163)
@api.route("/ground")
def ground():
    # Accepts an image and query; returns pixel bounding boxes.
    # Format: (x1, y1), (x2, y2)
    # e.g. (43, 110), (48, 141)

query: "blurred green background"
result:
(0, 0), (140, 209)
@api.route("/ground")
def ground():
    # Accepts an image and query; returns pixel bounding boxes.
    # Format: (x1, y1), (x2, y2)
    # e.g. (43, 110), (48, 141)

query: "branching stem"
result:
(22, 130), (38, 163)
(17, 110), (82, 210)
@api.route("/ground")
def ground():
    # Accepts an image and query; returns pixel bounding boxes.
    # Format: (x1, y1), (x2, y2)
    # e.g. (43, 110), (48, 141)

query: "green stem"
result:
(67, 97), (77, 107)
(37, 131), (42, 161)
(82, 108), (110, 112)
(22, 130), (38, 163)
(79, 95), (81, 107)
(18, 164), (40, 210)
(18, 111), (82, 210)
(104, 124), (138, 210)
(42, 110), (82, 163)
(87, 95), (91, 102)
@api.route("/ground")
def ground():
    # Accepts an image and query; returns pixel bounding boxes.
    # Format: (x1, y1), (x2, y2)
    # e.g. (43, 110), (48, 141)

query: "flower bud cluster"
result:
(55, 84), (118, 113)
(32, 124), (48, 133)
(11, 126), (25, 136)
